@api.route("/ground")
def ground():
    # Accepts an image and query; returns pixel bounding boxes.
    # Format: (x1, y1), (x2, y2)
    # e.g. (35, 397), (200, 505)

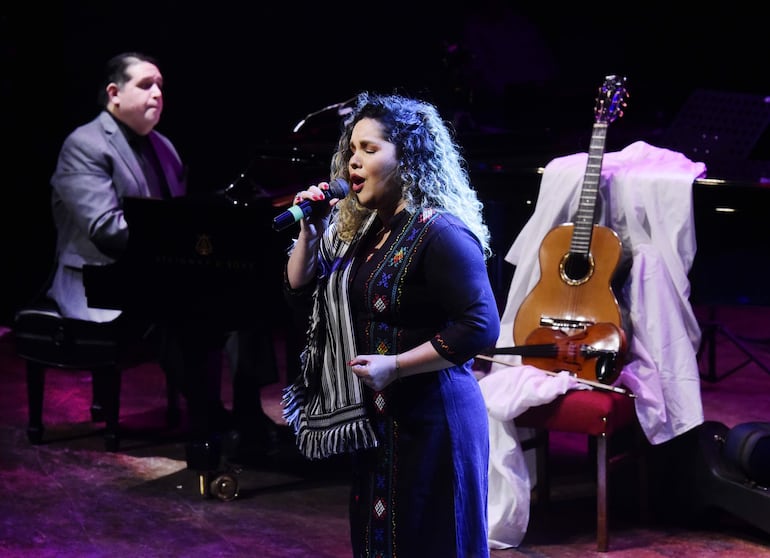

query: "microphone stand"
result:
(292, 96), (356, 134)
(220, 97), (357, 207)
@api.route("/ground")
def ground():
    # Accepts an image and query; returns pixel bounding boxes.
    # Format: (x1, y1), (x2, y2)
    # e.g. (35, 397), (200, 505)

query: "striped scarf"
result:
(282, 214), (380, 459)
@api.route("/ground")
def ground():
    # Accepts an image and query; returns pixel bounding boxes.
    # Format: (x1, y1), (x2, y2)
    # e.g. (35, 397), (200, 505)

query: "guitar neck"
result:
(571, 121), (609, 254)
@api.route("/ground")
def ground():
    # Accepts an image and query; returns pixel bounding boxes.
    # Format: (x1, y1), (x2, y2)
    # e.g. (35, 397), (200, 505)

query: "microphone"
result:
(272, 178), (349, 232)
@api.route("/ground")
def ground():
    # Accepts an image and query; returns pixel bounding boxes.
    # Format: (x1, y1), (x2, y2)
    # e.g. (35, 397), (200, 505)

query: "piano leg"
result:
(226, 327), (281, 461)
(157, 323), (240, 499)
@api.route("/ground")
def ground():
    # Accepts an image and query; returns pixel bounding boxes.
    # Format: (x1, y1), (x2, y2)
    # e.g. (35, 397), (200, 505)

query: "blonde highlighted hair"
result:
(329, 92), (492, 259)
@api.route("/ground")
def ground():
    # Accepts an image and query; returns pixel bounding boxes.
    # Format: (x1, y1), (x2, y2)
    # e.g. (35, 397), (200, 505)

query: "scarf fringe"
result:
(281, 380), (305, 435)
(282, 380), (378, 460)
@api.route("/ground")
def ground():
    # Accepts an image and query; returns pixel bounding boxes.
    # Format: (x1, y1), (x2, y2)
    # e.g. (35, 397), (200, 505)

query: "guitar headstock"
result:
(594, 75), (629, 124)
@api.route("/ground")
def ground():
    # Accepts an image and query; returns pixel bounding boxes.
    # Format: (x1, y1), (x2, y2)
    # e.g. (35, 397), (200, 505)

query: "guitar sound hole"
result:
(560, 253), (593, 286)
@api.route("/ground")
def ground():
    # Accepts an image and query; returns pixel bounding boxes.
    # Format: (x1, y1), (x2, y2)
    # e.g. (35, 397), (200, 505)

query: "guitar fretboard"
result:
(571, 121), (609, 255)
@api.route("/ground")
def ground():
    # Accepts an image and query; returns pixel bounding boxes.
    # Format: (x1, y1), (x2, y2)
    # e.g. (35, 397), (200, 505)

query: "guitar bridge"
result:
(539, 317), (593, 330)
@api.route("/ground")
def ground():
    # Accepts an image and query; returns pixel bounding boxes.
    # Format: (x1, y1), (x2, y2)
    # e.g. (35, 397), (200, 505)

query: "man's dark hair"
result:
(97, 52), (160, 107)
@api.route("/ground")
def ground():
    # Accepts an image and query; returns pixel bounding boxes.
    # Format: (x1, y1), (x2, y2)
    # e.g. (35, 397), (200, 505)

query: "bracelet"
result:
(395, 354), (401, 380)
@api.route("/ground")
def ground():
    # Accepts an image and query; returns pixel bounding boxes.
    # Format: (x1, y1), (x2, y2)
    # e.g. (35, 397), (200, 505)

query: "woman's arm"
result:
(285, 183), (337, 289)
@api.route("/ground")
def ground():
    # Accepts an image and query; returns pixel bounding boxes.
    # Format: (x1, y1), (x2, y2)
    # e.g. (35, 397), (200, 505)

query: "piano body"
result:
(82, 140), (333, 328)
(84, 193), (288, 330)
(688, 177), (770, 307)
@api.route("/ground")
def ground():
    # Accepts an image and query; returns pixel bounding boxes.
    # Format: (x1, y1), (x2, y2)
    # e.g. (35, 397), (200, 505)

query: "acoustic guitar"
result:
(509, 75), (629, 384)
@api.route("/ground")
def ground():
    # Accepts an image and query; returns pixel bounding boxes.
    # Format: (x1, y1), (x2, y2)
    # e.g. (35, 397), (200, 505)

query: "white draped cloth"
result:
(481, 141), (708, 549)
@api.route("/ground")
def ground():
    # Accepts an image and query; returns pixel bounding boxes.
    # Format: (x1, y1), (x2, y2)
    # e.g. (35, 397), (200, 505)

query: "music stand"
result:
(661, 88), (770, 182)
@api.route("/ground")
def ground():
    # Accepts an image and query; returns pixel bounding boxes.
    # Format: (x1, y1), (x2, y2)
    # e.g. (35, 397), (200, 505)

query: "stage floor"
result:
(1, 304), (769, 557)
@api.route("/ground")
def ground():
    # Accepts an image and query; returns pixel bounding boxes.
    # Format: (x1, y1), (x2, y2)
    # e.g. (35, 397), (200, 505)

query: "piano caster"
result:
(197, 469), (239, 501)
(187, 439), (240, 501)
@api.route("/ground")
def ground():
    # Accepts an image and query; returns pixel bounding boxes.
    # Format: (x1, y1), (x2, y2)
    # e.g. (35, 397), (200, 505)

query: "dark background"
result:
(3, 2), (769, 324)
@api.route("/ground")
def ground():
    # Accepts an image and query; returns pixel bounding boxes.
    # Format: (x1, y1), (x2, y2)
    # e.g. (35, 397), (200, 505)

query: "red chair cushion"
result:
(515, 389), (636, 436)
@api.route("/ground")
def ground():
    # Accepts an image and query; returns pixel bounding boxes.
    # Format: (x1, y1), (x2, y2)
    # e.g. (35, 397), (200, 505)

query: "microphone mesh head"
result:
(329, 178), (350, 198)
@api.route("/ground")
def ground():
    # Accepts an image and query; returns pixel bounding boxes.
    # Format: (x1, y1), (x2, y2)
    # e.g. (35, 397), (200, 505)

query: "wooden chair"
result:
(516, 388), (648, 552)
(12, 296), (179, 451)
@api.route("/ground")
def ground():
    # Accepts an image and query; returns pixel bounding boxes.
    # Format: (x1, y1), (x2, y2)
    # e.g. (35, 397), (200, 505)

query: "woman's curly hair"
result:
(329, 92), (492, 259)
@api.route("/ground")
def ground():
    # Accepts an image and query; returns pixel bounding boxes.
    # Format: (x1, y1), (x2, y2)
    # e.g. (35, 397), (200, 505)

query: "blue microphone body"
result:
(272, 178), (349, 232)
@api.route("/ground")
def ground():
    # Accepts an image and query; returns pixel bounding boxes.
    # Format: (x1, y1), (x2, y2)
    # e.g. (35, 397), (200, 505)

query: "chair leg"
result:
(92, 366), (122, 452)
(636, 427), (650, 523)
(90, 371), (106, 423)
(535, 430), (550, 510)
(596, 433), (609, 552)
(521, 428), (550, 512)
(25, 361), (46, 444)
